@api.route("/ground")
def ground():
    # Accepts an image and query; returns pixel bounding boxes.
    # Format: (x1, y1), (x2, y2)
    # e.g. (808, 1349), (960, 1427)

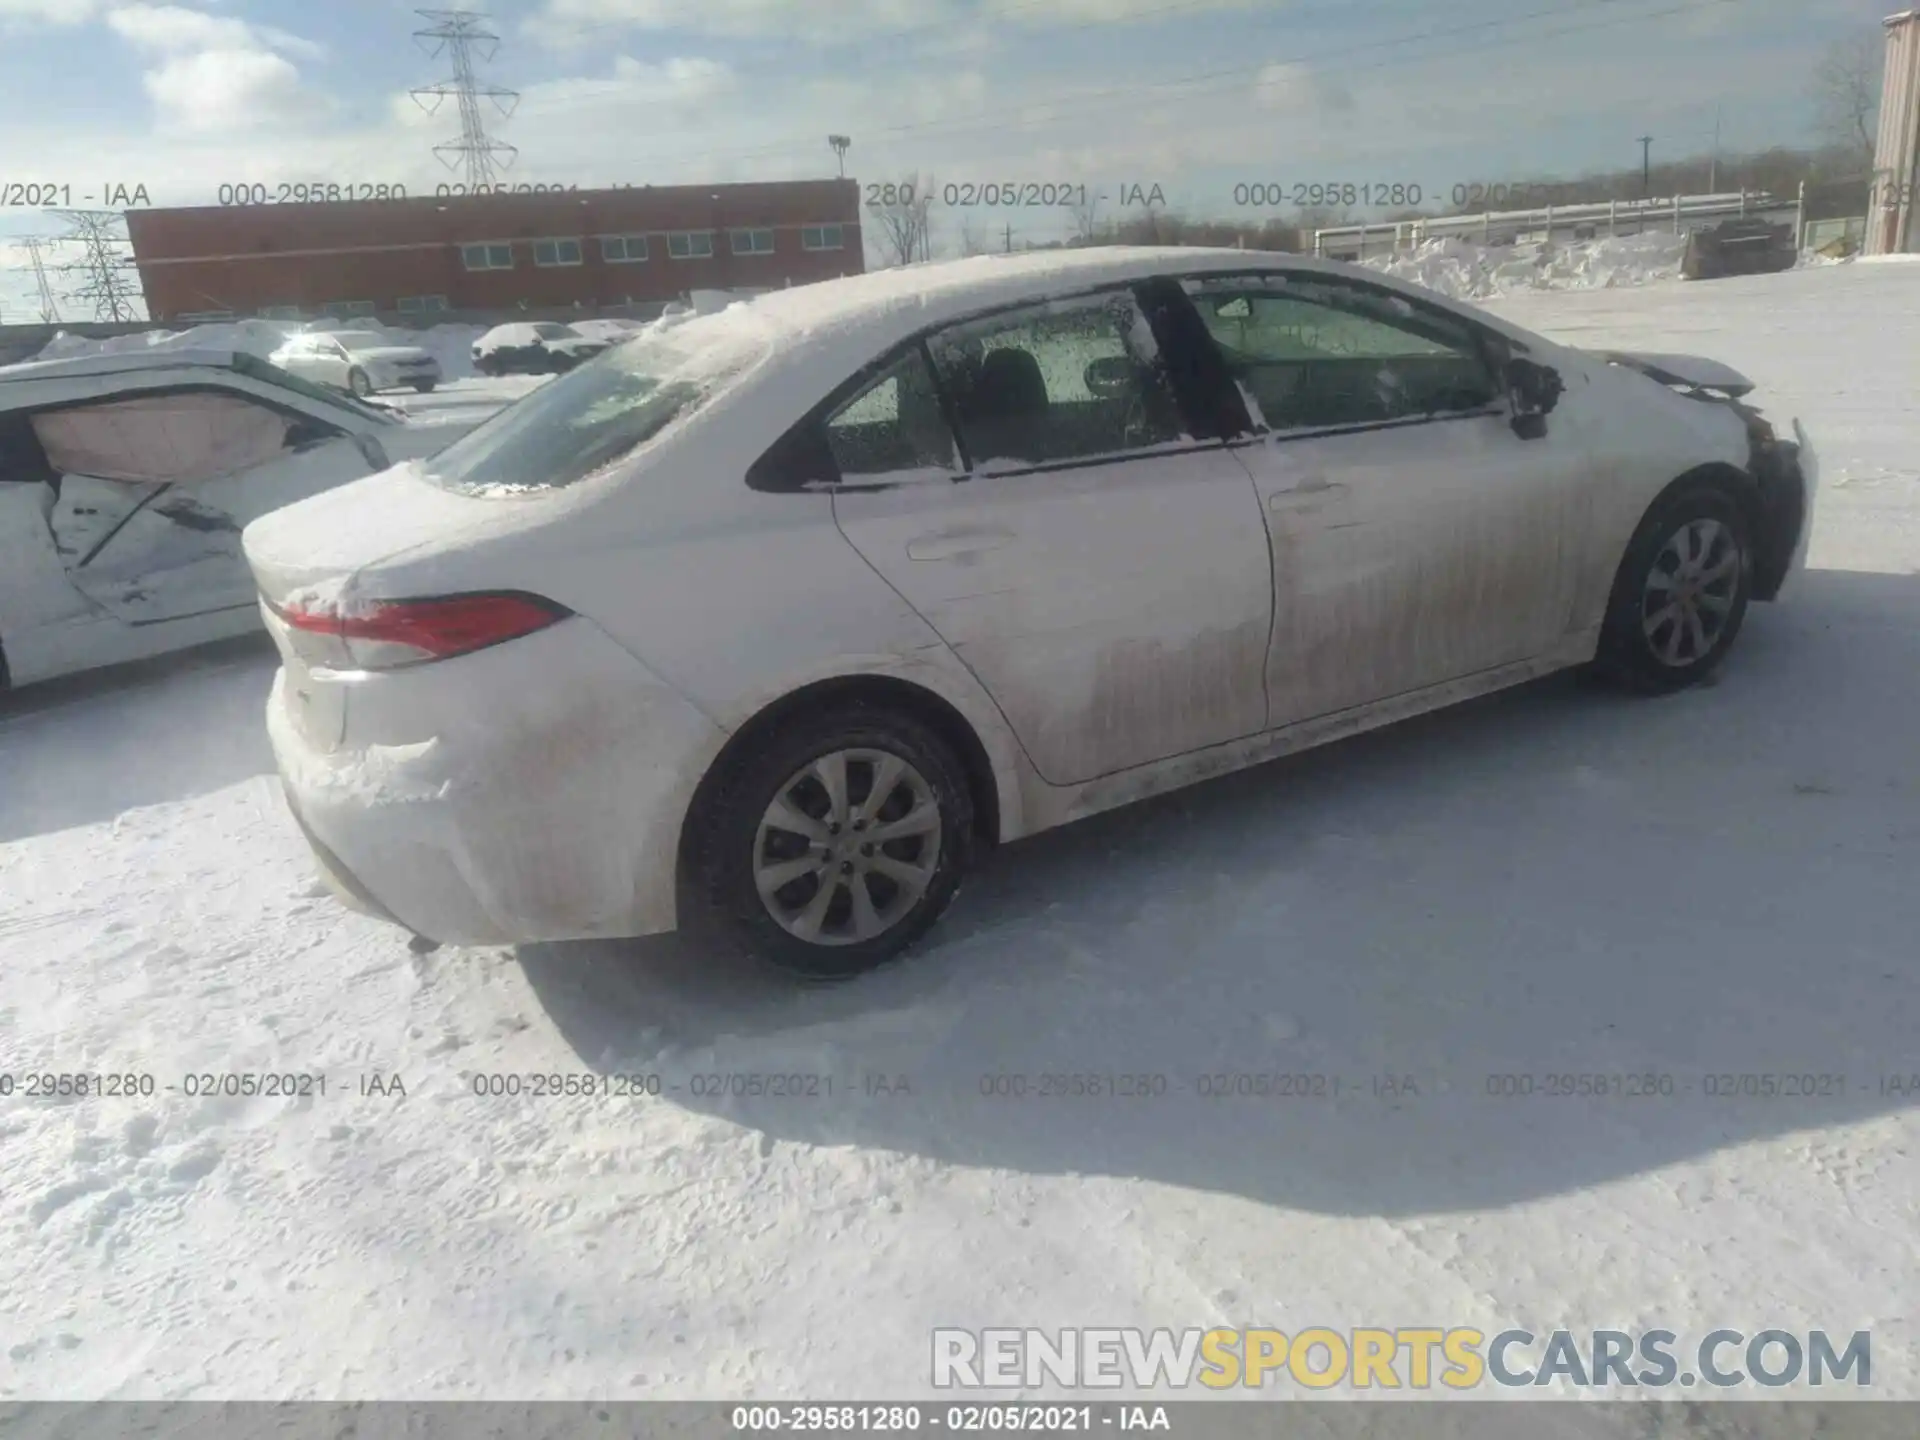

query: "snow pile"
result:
(1362, 231), (1690, 300)
(34, 318), (297, 364)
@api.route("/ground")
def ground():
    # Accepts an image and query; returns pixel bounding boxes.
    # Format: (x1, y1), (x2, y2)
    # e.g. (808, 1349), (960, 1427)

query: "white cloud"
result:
(139, 47), (309, 133)
(104, 4), (329, 133)
(523, 0), (1256, 45)
(0, 0), (97, 19)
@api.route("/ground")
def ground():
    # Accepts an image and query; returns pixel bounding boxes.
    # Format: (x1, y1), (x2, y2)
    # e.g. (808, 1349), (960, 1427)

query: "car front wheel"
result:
(1595, 482), (1754, 693)
(691, 706), (975, 979)
(347, 367), (373, 398)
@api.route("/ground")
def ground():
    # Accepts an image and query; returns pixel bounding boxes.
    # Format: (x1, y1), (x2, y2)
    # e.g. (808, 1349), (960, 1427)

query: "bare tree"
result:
(866, 173), (936, 267)
(957, 212), (990, 257)
(1067, 188), (1103, 246)
(1812, 27), (1883, 174)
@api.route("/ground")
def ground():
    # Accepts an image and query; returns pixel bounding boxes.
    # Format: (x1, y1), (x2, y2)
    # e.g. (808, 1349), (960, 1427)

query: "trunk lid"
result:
(244, 459), (580, 753)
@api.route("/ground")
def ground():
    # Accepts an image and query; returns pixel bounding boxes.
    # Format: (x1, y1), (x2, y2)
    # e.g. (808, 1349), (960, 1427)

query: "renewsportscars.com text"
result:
(931, 1327), (1871, 1390)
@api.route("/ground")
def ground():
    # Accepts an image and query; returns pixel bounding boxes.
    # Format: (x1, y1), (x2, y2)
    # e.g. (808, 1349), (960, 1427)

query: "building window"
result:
(532, 238), (584, 267)
(730, 228), (775, 256)
(667, 230), (714, 260)
(601, 235), (649, 263)
(801, 224), (844, 251)
(397, 295), (448, 314)
(461, 242), (515, 271)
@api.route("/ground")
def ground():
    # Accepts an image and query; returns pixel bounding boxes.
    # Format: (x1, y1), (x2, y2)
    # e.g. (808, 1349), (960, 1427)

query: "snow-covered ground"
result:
(1363, 231), (1692, 299)
(1, 260), (1916, 1402)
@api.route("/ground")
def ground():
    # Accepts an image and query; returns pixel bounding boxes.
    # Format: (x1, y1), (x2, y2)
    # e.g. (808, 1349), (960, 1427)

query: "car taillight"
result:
(275, 592), (572, 670)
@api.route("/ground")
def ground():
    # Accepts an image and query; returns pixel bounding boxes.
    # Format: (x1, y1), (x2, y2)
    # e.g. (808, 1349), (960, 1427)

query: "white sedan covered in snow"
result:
(244, 248), (1817, 976)
(269, 329), (443, 397)
(0, 349), (478, 688)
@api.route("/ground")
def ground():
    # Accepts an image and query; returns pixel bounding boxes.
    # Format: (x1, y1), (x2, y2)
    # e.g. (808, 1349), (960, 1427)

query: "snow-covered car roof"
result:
(727, 246), (1547, 354)
(476, 322), (596, 346)
(0, 347), (401, 426)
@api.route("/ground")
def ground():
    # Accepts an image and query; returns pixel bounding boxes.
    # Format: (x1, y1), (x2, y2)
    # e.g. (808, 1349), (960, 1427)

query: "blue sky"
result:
(0, 0), (1896, 317)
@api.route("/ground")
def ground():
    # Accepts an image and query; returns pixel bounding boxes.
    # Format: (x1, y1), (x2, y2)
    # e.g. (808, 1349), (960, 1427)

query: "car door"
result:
(824, 284), (1273, 786)
(35, 385), (372, 624)
(1175, 272), (1596, 728)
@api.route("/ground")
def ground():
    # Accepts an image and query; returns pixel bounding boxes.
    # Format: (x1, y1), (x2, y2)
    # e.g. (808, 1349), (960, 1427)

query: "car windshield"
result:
(330, 331), (388, 350)
(423, 319), (770, 494)
(531, 323), (577, 340)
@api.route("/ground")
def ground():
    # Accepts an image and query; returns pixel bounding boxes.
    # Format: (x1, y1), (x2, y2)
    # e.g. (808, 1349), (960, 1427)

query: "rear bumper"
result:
(1751, 420), (1817, 602)
(268, 618), (726, 947)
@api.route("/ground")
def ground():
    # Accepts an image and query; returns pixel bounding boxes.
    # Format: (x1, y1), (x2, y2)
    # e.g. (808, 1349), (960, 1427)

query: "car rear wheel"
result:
(347, 367), (373, 398)
(691, 706), (975, 979)
(411, 380), (436, 393)
(1595, 482), (1753, 693)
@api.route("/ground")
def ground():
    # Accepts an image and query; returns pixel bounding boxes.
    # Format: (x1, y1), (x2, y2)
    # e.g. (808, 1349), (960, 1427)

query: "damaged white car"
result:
(0, 349), (477, 689)
(244, 248), (1816, 977)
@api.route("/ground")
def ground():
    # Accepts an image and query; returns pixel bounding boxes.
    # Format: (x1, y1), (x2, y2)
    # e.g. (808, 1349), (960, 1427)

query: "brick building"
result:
(125, 178), (864, 322)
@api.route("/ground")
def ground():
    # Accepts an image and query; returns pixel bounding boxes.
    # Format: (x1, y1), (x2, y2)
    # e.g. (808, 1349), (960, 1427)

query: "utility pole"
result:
(828, 135), (851, 178)
(1638, 136), (1653, 197)
(51, 212), (141, 322)
(14, 236), (63, 323)
(411, 9), (519, 189)
(1003, 221), (1012, 253)
(1709, 105), (1721, 191)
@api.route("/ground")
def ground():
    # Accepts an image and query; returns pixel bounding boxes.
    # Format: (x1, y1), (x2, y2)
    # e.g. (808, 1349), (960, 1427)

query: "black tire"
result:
(1594, 480), (1754, 694)
(411, 380), (436, 393)
(690, 704), (975, 980)
(347, 367), (373, 398)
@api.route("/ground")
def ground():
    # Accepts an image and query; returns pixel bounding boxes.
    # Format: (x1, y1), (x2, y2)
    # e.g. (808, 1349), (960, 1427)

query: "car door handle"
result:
(906, 528), (1015, 561)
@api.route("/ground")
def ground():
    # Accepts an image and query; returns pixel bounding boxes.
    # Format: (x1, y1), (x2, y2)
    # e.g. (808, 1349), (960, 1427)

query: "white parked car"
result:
(270, 329), (442, 397)
(0, 348), (478, 689)
(244, 248), (1817, 977)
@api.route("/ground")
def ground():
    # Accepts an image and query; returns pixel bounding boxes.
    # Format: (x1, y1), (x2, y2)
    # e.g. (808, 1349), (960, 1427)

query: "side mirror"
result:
(1084, 355), (1135, 400)
(1507, 357), (1564, 440)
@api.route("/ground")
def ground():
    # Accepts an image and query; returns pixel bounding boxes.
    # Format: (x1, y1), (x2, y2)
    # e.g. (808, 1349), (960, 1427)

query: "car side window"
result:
(822, 347), (961, 478)
(1183, 276), (1500, 431)
(924, 287), (1184, 471)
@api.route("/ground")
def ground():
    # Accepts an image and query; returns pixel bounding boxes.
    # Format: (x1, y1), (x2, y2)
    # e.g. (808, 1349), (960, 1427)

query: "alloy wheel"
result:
(752, 748), (942, 946)
(1641, 516), (1741, 668)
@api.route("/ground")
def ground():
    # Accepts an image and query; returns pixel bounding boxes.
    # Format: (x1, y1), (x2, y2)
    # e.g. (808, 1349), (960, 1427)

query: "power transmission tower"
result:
(52, 210), (143, 322)
(14, 236), (63, 323)
(411, 9), (519, 188)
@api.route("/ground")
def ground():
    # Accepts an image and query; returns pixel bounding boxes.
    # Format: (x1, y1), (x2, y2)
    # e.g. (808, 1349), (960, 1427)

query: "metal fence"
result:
(1314, 187), (1807, 261)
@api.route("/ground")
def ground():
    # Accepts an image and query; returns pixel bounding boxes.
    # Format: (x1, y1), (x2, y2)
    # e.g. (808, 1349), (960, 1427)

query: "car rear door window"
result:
(1182, 276), (1500, 431)
(924, 288), (1185, 472)
(821, 348), (960, 479)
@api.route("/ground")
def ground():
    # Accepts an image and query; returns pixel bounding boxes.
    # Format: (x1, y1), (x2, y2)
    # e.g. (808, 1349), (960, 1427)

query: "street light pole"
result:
(1638, 136), (1653, 197)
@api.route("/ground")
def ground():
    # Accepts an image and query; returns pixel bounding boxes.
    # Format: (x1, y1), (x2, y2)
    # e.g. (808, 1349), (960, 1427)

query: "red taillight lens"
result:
(277, 592), (572, 670)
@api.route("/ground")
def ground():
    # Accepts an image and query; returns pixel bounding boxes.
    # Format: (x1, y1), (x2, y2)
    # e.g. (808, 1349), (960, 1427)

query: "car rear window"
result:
(422, 319), (771, 495)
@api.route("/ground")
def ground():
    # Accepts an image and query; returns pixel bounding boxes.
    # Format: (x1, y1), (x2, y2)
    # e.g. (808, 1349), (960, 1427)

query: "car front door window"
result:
(1189, 279), (1500, 432)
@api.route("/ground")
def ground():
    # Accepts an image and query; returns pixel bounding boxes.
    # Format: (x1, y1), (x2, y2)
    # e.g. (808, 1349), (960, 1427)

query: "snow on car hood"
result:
(1591, 350), (1755, 397)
